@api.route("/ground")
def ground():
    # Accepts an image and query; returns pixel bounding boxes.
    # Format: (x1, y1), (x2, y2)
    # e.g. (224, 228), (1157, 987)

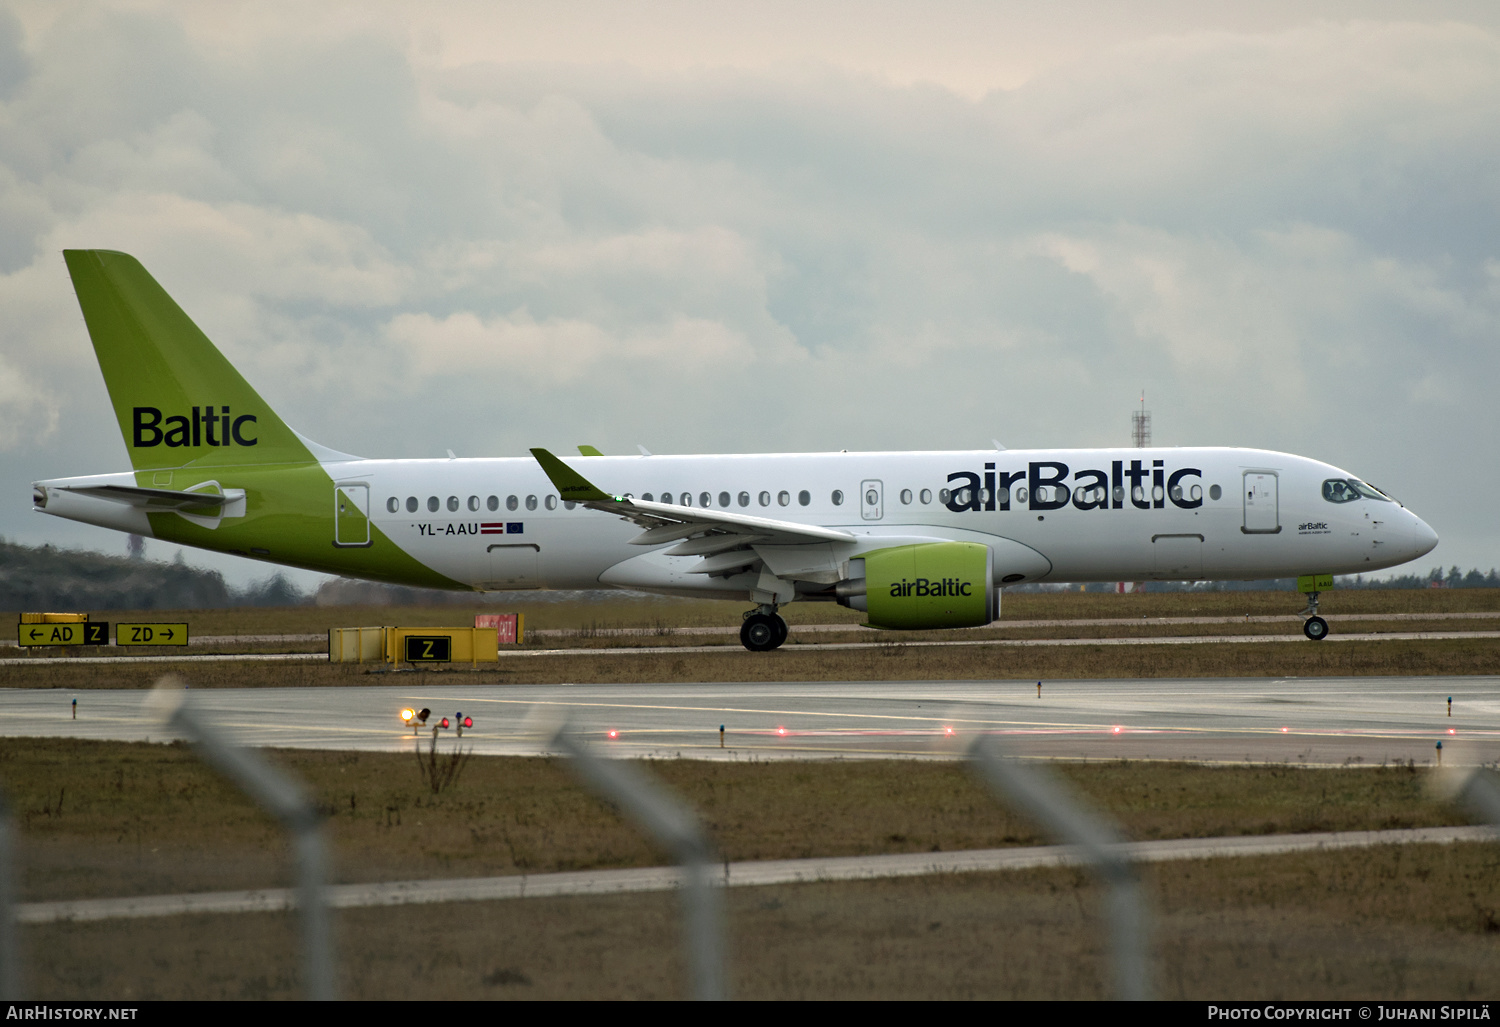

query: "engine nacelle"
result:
(837, 542), (995, 630)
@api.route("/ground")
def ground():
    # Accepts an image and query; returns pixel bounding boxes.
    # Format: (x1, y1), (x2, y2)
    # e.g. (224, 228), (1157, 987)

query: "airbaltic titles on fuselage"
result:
(946, 459), (1203, 513)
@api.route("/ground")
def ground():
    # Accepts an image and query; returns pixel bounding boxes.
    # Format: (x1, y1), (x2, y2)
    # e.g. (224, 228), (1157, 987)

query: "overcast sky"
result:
(3, 1), (1498, 589)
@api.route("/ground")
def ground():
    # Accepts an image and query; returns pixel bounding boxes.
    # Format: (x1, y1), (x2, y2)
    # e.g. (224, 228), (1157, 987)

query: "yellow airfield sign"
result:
(116, 623), (190, 646)
(18, 621), (105, 646)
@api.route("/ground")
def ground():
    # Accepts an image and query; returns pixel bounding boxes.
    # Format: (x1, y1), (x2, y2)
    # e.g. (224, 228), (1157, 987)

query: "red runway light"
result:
(607, 729), (618, 739)
(440, 717), (450, 729)
(1448, 728), (1456, 735)
(463, 717), (473, 728)
(944, 726), (955, 736)
(1281, 727), (1289, 733)
(1112, 725), (1122, 734)
(777, 726), (787, 736)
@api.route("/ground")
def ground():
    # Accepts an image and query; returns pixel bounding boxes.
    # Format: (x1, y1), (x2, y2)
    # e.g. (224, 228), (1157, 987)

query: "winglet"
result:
(577, 445), (603, 456)
(530, 448), (615, 502)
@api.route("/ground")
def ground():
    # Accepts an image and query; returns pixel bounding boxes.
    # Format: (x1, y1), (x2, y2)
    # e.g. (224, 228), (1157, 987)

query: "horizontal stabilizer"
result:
(48, 484), (242, 510)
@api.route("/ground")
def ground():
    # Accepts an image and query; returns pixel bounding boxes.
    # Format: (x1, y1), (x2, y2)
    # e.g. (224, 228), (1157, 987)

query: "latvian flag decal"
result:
(481, 523), (506, 535)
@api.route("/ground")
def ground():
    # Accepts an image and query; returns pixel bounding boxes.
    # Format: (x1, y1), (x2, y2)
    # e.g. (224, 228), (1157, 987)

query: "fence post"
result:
(546, 720), (726, 1000)
(147, 677), (335, 1000)
(0, 790), (18, 1000)
(967, 735), (1150, 1000)
(1441, 767), (1500, 827)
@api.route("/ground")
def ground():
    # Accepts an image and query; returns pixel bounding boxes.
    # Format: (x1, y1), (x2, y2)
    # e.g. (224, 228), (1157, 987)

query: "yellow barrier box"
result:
(329, 626), (385, 664)
(328, 626), (500, 665)
(387, 626), (499, 665)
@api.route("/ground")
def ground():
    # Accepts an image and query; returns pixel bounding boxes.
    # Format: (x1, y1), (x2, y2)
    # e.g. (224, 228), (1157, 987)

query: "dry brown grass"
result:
(3, 739), (1470, 903)
(21, 845), (1500, 1000)
(9, 738), (1496, 1000)
(3, 634), (1498, 690)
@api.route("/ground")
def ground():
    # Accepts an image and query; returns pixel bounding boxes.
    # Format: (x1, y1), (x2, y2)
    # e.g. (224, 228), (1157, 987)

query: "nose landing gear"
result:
(1300, 591), (1329, 641)
(741, 606), (789, 651)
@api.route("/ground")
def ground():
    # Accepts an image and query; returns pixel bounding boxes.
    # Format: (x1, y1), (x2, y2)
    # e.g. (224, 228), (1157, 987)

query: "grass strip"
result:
(3, 738), (1476, 903)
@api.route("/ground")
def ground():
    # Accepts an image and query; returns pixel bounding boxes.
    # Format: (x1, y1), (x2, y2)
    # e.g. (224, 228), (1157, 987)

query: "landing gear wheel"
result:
(1303, 616), (1329, 641)
(740, 613), (785, 652)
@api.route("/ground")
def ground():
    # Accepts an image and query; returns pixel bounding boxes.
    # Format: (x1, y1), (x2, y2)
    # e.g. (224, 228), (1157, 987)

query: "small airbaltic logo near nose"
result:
(133, 406), (257, 448)
(1299, 521), (1331, 534)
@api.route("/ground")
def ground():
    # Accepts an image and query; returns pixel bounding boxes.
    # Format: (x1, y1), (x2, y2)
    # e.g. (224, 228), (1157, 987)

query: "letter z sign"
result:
(404, 636), (452, 663)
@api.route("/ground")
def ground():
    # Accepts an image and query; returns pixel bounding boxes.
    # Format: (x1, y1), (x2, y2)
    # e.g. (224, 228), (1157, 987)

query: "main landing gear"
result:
(1301, 591), (1329, 642)
(740, 606), (789, 652)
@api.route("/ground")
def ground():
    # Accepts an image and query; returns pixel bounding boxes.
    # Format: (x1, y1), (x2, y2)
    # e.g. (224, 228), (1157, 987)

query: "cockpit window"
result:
(1323, 478), (1391, 504)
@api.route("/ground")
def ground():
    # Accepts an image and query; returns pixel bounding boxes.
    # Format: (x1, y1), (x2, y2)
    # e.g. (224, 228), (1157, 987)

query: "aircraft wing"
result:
(530, 448), (856, 572)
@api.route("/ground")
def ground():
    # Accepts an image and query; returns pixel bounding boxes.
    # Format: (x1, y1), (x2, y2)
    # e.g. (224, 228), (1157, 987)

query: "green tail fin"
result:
(64, 250), (315, 471)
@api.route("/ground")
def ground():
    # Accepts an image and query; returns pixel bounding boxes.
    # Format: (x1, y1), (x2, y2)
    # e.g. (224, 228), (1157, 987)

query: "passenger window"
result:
(1209, 485), (1222, 501)
(777, 491), (790, 507)
(920, 489), (932, 504)
(738, 491), (750, 507)
(996, 488), (1009, 506)
(979, 488), (991, 504)
(507, 495), (519, 511)
(1169, 485), (1182, 503)
(798, 490), (810, 506)
(642, 493), (654, 503)
(406, 496), (418, 513)
(427, 496), (439, 512)
(1190, 484), (1202, 502)
(526, 495), (538, 511)
(468, 495), (480, 512)
(683, 493), (694, 507)
(545, 495), (557, 511)
(386, 497), (398, 513)
(759, 491), (771, 507)
(938, 488), (952, 504)
(900, 489), (912, 505)
(1132, 485), (1145, 504)
(1113, 486), (1124, 504)
(447, 496), (459, 512)
(487, 495), (499, 511)
(699, 491), (712, 507)
(1152, 485), (1164, 503)
(832, 490), (844, 506)
(565, 501), (576, 510)
(1015, 487), (1028, 504)
(718, 491), (730, 508)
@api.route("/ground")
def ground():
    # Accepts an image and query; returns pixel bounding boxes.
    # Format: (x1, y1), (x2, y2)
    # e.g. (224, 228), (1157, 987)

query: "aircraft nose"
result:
(1409, 513), (1439, 559)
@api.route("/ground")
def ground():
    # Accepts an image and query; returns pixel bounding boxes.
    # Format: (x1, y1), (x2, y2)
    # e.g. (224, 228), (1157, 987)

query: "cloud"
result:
(3, 3), (1499, 578)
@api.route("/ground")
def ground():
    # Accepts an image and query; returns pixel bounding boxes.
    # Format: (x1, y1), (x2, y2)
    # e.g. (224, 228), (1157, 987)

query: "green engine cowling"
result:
(839, 542), (995, 630)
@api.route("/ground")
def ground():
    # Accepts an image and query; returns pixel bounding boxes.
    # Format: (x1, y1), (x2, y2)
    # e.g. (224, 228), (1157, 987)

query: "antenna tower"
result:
(1131, 391), (1151, 448)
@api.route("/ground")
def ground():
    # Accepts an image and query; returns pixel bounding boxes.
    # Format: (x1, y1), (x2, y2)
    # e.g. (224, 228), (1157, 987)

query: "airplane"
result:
(32, 250), (1440, 650)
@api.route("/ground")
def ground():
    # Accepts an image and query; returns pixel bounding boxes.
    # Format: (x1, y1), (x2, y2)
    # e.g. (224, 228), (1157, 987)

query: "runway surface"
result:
(2, 676), (1497, 766)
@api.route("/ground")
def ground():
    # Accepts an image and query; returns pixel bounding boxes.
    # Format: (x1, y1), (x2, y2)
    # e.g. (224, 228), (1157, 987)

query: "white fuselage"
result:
(36, 446), (1430, 596)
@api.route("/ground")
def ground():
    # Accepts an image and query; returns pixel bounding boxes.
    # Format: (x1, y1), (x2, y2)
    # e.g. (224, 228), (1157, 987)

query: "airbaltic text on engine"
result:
(945, 459), (1200, 511)
(889, 578), (973, 598)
